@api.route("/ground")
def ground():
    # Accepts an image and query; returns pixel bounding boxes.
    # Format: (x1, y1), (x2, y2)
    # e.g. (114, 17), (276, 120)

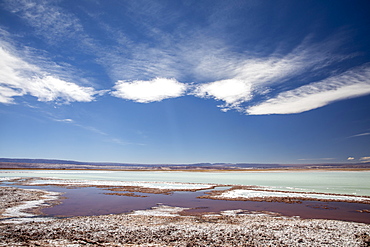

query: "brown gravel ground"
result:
(1, 213), (370, 246)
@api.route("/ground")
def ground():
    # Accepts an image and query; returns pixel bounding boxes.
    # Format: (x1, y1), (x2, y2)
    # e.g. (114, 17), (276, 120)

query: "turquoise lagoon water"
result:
(1, 169), (369, 196)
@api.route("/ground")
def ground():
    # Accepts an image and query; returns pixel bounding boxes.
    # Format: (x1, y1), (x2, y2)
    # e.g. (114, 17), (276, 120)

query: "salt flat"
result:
(216, 188), (370, 203)
(1, 186), (370, 246)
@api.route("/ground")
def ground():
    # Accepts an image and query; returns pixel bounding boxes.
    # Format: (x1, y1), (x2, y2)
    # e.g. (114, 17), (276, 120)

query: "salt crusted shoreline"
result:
(13, 177), (218, 194)
(201, 185), (370, 204)
(7, 177), (370, 204)
(0, 186), (61, 224)
(0, 186), (370, 246)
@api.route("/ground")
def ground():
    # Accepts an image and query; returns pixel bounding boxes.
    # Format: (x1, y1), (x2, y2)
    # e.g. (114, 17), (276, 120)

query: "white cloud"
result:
(360, 157), (370, 163)
(111, 78), (188, 103)
(348, 132), (370, 138)
(193, 79), (252, 111)
(0, 43), (97, 104)
(191, 55), (306, 111)
(97, 24), (330, 85)
(0, 85), (23, 104)
(192, 38), (342, 112)
(347, 157), (355, 160)
(53, 118), (74, 123)
(3, 1), (367, 116)
(246, 65), (370, 115)
(28, 76), (96, 102)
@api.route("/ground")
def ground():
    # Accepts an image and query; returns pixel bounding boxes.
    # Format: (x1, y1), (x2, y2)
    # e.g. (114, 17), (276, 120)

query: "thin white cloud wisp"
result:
(360, 157), (370, 163)
(29, 76), (96, 102)
(0, 44), (97, 104)
(246, 65), (370, 115)
(348, 132), (370, 138)
(111, 78), (188, 103)
(3, 0), (84, 43)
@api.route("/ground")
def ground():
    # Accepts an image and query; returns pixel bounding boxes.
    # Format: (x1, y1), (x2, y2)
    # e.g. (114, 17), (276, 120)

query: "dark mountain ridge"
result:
(1, 158), (369, 170)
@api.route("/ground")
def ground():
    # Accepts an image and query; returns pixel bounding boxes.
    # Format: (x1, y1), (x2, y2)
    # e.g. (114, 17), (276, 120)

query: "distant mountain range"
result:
(0, 158), (369, 170)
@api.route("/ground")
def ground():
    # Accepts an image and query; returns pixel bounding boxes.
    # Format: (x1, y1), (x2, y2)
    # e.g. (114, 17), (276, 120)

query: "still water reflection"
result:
(13, 184), (370, 224)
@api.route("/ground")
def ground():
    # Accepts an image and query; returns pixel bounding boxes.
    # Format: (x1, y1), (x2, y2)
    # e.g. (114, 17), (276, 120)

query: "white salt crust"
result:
(28, 179), (215, 190)
(2, 189), (61, 224)
(130, 205), (190, 216)
(217, 189), (370, 202)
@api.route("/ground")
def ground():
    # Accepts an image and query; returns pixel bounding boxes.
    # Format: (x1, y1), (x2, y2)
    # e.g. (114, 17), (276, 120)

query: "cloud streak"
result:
(0, 42), (98, 104)
(297, 158), (335, 161)
(347, 132), (370, 138)
(51, 116), (139, 146)
(246, 65), (370, 115)
(360, 157), (370, 163)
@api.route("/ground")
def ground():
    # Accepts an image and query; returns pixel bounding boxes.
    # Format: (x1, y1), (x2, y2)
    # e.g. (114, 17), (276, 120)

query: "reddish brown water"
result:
(25, 185), (370, 224)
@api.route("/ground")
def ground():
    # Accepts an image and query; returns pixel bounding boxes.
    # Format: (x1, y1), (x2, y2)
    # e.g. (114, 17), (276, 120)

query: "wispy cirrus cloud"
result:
(3, 0), (84, 43)
(360, 157), (370, 163)
(50, 116), (138, 145)
(53, 118), (74, 123)
(111, 78), (188, 103)
(297, 158), (335, 161)
(347, 132), (370, 138)
(0, 84), (24, 104)
(0, 41), (98, 104)
(246, 65), (370, 115)
(27, 75), (96, 103)
(3, 0), (186, 82)
(2, 0), (369, 117)
(192, 37), (348, 112)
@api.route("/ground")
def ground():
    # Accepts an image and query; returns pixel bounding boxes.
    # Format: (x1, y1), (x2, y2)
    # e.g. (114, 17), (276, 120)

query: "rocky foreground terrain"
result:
(0, 186), (369, 246)
(0, 186), (46, 214)
(1, 212), (370, 247)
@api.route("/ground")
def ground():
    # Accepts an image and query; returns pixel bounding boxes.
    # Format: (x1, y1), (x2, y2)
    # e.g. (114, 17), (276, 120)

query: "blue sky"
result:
(1, 0), (370, 164)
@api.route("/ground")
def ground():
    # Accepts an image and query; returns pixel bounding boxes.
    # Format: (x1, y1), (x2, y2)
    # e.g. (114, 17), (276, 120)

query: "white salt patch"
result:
(221, 209), (244, 216)
(218, 189), (370, 202)
(28, 179), (214, 190)
(220, 209), (280, 217)
(0, 177), (21, 181)
(2, 189), (60, 224)
(202, 213), (222, 217)
(130, 205), (189, 216)
(3, 217), (56, 224)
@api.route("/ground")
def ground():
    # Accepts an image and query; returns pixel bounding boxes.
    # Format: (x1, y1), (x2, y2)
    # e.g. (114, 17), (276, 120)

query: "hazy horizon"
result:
(2, 157), (370, 167)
